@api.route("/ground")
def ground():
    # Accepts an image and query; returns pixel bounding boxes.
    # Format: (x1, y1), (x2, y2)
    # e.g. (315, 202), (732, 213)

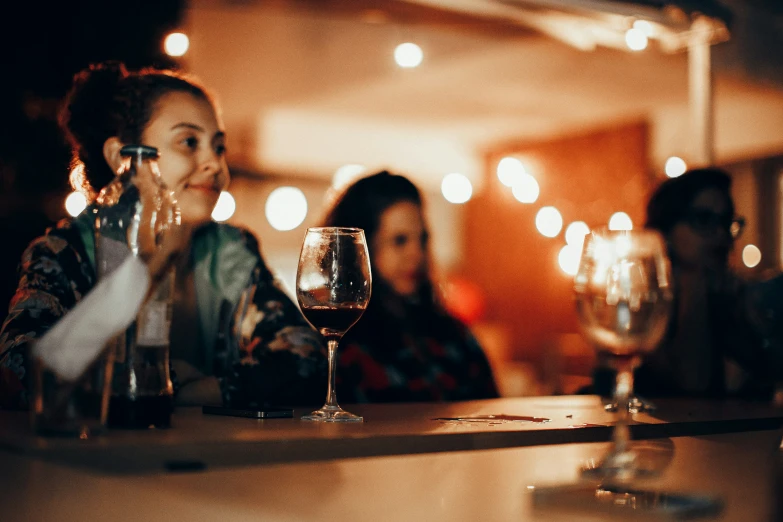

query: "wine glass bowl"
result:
(296, 227), (372, 422)
(574, 228), (673, 481)
(575, 231), (671, 359)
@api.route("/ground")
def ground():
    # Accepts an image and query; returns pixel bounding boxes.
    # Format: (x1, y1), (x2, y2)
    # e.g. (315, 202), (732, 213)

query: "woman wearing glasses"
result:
(628, 167), (782, 399)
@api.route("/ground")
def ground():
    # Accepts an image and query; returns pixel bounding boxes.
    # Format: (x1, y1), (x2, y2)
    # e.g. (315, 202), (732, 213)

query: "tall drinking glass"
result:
(296, 227), (372, 422)
(574, 228), (673, 481)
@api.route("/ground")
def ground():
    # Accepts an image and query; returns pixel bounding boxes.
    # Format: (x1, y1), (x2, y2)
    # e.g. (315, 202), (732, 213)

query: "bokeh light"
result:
(565, 221), (590, 247)
(164, 32), (190, 57)
(394, 43), (423, 68)
(265, 187), (308, 231)
(536, 206), (563, 238)
(558, 244), (582, 276)
(441, 173), (473, 204)
(65, 191), (87, 217)
(633, 20), (654, 37)
(211, 191), (236, 222)
(496, 157), (525, 187)
(742, 244), (762, 268)
(332, 164), (366, 189)
(608, 212), (633, 231)
(665, 156), (687, 178)
(511, 173), (540, 204)
(625, 27), (648, 51)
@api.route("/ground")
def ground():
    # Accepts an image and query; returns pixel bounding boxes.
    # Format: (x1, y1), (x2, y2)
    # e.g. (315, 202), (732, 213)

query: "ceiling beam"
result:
(208, 0), (536, 39)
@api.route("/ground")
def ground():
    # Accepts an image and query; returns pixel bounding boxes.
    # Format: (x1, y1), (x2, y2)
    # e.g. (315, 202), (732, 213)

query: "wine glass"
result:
(574, 228), (673, 481)
(296, 227), (372, 422)
(533, 229), (723, 517)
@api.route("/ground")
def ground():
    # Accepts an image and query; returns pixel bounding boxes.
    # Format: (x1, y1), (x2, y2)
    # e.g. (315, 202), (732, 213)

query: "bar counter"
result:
(2, 396), (782, 520)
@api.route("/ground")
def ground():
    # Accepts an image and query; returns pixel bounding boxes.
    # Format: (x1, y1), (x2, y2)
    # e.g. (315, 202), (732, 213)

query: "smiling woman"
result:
(0, 62), (326, 411)
(104, 91), (229, 223)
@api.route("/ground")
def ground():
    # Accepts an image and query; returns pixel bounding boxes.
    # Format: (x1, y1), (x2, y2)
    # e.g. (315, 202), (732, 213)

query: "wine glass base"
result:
(301, 406), (363, 423)
(603, 395), (656, 414)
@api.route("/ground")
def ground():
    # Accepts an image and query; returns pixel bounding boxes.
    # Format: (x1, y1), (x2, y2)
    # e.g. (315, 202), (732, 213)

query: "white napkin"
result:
(32, 255), (150, 382)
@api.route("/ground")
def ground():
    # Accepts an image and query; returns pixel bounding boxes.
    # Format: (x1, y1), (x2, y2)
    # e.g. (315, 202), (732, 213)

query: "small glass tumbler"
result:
(31, 348), (115, 438)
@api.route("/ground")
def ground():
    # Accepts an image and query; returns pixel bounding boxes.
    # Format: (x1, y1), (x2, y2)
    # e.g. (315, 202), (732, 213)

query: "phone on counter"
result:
(202, 405), (294, 419)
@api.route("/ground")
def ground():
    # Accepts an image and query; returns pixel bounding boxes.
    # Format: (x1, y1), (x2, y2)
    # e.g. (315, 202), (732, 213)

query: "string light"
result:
(441, 173), (473, 204)
(625, 27), (648, 51)
(558, 244), (581, 276)
(394, 43), (423, 68)
(633, 20), (654, 37)
(332, 164), (366, 189)
(608, 212), (633, 231)
(497, 157), (525, 187)
(536, 207), (563, 238)
(266, 187), (308, 231)
(742, 245), (761, 268)
(665, 156), (687, 178)
(511, 174), (539, 204)
(211, 191), (236, 222)
(64, 192), (87, 217)
(164, 32), (189, 57)
(565, 221), (590, 248)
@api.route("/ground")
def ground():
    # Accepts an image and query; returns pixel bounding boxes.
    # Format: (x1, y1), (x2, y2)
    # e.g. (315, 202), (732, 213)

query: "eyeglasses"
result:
(683, 209), (745, 239)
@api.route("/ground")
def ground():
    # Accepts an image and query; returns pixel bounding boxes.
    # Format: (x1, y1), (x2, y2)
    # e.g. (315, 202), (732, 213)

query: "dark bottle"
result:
(95, 145), (179, 429)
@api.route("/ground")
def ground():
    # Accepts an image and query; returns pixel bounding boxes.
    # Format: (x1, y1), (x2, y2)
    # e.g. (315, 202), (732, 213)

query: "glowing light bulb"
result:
(511, 173), (539, 204)
(608, 212), (633, 231)
(558, 244), (581, 276)
(536, 206), (563, 238)
(625, 27), (648, 51)
(742, 245), (761, 268)
(65, 191), (87, 217)
(633, 20), (654, 37)
(332, 164), (366, 189)
(211, 191), (236, 222)
(441, 173), (473, 204)
(394, 43), (423, 68)
(265, 187), (308, 231)
(665, 156), (687, 178)
(496, 157), (525, 187)
(565, 221), (590, 247)
(164, 32), (189, 57)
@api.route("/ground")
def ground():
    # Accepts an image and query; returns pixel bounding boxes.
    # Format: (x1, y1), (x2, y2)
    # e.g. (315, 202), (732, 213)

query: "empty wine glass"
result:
(574, 228), (673, 481)
(296, 227), (372, 422)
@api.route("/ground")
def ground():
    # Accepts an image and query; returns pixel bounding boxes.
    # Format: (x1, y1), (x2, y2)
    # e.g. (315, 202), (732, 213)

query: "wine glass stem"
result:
(612, 365), (634, 455)
(325, 339), (340, 409)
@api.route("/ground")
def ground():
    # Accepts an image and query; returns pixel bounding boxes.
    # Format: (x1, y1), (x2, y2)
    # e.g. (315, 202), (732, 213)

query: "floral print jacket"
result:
(336, 294), (499, 403)
(0, 209), (326, 409)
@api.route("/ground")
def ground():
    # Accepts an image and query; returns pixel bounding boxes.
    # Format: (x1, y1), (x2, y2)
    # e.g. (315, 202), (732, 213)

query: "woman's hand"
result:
(145, 222), (195, 294)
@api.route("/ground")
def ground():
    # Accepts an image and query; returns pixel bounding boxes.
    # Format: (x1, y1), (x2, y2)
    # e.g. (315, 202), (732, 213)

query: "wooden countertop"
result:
(1, 395), (781, 474)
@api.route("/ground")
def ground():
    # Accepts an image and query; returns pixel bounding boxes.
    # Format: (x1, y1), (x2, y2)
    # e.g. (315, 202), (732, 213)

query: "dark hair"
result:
(322, 171), (422, 239)
(59, 61), (213, 193)
(321, 171), (437, 305)
(645, 167), (734, 235)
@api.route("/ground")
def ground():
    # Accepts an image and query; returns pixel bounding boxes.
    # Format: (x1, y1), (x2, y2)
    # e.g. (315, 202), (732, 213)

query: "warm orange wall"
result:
(461, 121), (653, 365)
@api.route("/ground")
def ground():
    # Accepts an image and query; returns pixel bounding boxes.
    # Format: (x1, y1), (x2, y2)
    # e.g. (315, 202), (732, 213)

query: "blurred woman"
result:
(320, 171), (498, 403)
(603, 168), (783, 399)
(0, 62), (325, 409)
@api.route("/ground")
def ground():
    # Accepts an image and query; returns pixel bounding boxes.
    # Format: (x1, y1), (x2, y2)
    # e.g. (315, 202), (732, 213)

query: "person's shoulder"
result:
(22, 214), (87, 260)
(432, 305), (469, 332)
